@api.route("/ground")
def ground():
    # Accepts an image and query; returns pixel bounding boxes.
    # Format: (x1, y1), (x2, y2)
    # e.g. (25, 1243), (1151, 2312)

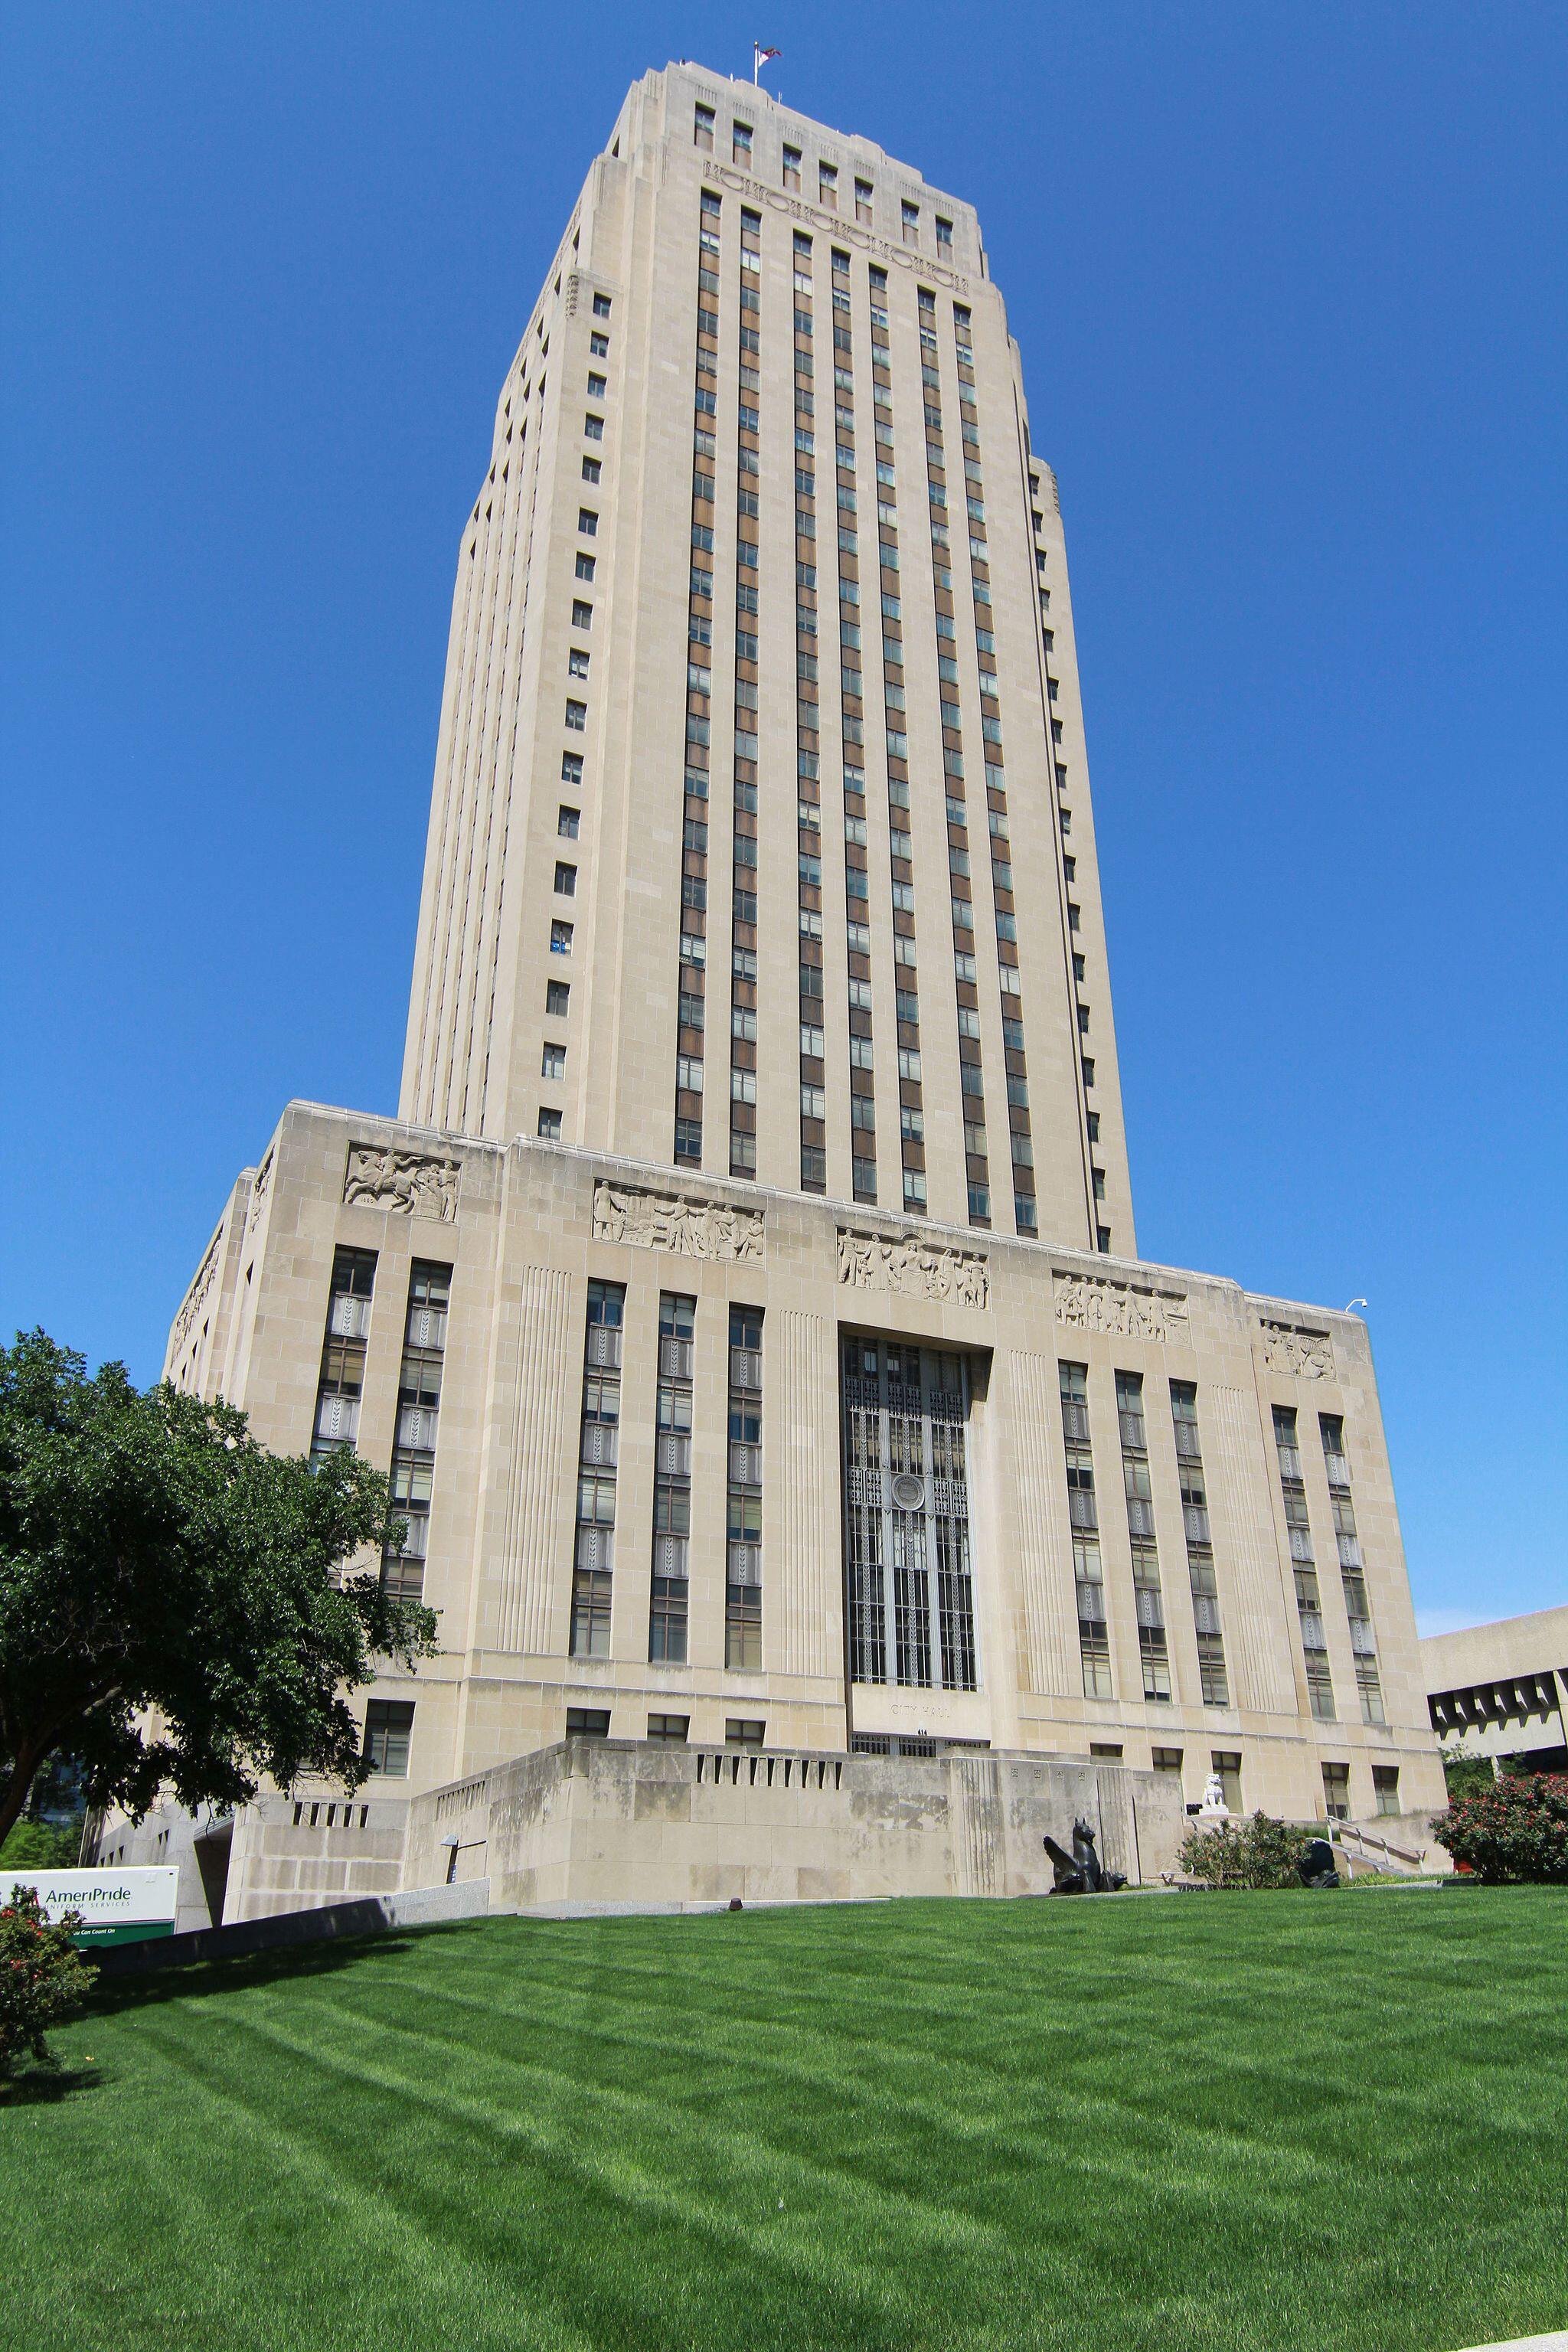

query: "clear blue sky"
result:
(2, 5), (1563, 1635)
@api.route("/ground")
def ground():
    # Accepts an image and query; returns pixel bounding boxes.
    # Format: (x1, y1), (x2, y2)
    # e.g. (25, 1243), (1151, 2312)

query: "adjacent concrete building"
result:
(1423, 1607), (1568, 1774)
(93, 64), (1445, 1919)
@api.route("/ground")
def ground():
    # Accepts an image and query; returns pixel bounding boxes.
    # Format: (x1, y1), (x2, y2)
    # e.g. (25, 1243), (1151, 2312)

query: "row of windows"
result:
(675, 190), (770, 1179)
(311, 1246), (453, 1612)
(570, 1282), (768, 1666)
(671, 198), (1066, 1223)
(361, 1696), (1401, 1823)
(692, 100), (954, 250)
(1060, 1361), (1235, 1708)
(1272, 1406), (1384, 1724)
(535, 297), (616, 1138)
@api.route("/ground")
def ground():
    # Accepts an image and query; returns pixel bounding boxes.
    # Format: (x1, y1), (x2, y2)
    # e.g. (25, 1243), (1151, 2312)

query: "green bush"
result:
(1441, 1750), (1496, 1804)
(1178, 1811), (1316, 1890)
(1432, 1772), (1568, 1885)
(0, 1884), (97, 2076)
(0, 1818), (83, 1871)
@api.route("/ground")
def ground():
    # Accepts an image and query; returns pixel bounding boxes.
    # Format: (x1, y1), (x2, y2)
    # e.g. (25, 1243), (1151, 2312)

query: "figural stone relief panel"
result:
(836, 1229), (989, 1308)
(1053, 1271), (1189, 1342)
(593, 1182), (764, 1262)
(1259, 1321), (1335, 1380)
(343, 1145), (461, 1223)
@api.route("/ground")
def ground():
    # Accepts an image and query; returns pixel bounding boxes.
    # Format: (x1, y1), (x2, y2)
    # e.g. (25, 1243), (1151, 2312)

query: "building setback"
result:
(100, 64), (1446, 1918)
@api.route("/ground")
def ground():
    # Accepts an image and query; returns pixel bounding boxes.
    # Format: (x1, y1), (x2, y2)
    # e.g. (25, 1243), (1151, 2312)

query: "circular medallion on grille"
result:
(891, 1472), (926, 1511)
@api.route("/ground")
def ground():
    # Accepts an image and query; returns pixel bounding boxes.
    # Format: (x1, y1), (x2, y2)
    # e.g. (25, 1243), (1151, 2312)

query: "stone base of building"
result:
(93, 1741), (1187, 1924)
(137, 1096), (1448, 1921)
(403, 1739), (1186, 1907)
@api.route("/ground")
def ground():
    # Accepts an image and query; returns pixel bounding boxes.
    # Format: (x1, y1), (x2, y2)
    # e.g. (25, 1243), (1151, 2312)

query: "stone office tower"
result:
(125, 65), (1445, 1919)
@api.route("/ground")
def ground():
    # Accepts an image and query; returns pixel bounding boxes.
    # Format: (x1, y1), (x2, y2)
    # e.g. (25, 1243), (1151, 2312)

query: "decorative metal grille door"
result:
(842, 1338), (978, 1690)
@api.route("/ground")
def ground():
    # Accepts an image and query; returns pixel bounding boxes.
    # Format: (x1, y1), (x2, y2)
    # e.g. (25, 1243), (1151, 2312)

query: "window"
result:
(901, 200), (920, 243)
(550, 920), (573, 954)
(570, 1282), (624, 1658)
(1152, 1747), (1184, 1779)
(537, 1107), (562, 1139)
(936, 215), (953, 247)
(581, 456), (600, 483)
(592, 292), (611, 318)
(647, 1713), (689, 1744)
(1373, 1765), (1400, 1817)
(546, 980), (570, 1017)
(1211, 1751), (1243, 1813)
(726, 1718), (766, 1748)
(694, 103), (715, 150)
(575, 553), (596, 580)
(568, 647), (590, 678)
(819, 161), (838, 205)
(554, 861), (577, 897)
(854, 178), (873, 224)
(564, 699), (586, 730)
(577, 508), (598, 538)
(541, 1044), (566, 1080)
(733, 121), (753, 165)
(566, 1707), (611, 1739)
(572, 598), (593, 628)
(558, 805), (580, 838)
(586, 372), (606, 398)
(1321, 1761), (1351, 1821)
(583, 414), (603, 441)
(782, 144), (801, 190)
(381, 1259), (450, 1603)
(363, 1700), (413, 1778)
(310, 1244), (377, 1459)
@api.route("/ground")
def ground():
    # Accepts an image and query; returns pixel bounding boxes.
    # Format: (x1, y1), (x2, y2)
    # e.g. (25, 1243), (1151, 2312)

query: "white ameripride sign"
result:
(6, 1867), (180, 1945)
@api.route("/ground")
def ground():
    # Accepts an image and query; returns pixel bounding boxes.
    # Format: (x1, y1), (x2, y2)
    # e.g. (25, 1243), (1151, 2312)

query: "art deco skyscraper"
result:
(137, 65), (1444, 1922)
(401, 63), (1132, 1256)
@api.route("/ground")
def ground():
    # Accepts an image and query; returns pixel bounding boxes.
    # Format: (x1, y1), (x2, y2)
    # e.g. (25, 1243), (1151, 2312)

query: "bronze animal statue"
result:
(1044, 1817), (1127, 1895)
(1295, 1836), (1341, 1889)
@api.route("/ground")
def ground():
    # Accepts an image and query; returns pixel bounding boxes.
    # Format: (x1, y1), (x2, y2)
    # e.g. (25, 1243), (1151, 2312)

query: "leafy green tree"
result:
(0, 1818), (83, 1870)
(1441, 1749), (1496, 1803)
(0, 1330), (438, 1848)
(0, 1883), (97, 2075)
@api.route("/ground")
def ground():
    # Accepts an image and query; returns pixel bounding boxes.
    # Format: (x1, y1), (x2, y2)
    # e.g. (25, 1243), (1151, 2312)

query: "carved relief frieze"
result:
(837, 1228), (989, 1308)
(593, 1181), (764, 1262)
(245, 1147), (274, 1233)
(343, 1145), (460, 1224)
(1259, 1321), (1335, 1380)
(172, 1240), (220, 1351)
(1053, 1271), (1189, 1343)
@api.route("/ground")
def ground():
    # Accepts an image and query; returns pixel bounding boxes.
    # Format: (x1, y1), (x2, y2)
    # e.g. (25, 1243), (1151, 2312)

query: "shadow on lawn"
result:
(2, 2058), (107, 2106)
(81, 1921), (477, 2021)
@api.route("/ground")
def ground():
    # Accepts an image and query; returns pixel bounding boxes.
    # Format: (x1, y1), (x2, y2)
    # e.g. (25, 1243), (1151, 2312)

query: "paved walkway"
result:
(1457, 2334), (1568, 2350)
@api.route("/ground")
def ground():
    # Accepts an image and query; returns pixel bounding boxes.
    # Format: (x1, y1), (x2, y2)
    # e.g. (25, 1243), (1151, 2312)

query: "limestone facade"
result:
(90, 67), (1446, 1917)
(140, 1102), (1444, 1918)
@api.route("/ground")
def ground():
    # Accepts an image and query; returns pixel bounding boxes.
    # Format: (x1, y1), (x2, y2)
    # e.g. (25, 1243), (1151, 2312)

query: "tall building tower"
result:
(121, 65), (1445, 1922)
(400, 64), (1132, 1256)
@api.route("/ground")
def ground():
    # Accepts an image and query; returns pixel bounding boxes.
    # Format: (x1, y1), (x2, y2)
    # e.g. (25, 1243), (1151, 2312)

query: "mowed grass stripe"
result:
(4, 1891), (1565, 2352)
(130, 2011), (603, 2352)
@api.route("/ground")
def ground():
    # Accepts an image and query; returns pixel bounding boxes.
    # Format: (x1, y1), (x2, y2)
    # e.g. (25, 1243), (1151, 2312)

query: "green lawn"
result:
(5, 1890), (1565, 2352)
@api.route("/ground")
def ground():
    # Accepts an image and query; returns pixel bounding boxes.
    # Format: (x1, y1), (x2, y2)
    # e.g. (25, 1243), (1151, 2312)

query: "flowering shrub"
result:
(1432, 1772), (1568, 1884)
(1177, 1811), (1315, 1890)
(1, 1885), (98, 2074)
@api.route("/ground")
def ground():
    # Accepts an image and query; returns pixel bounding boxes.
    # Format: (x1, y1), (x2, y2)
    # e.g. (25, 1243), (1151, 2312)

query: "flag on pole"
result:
(753, 43), (781, 82)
